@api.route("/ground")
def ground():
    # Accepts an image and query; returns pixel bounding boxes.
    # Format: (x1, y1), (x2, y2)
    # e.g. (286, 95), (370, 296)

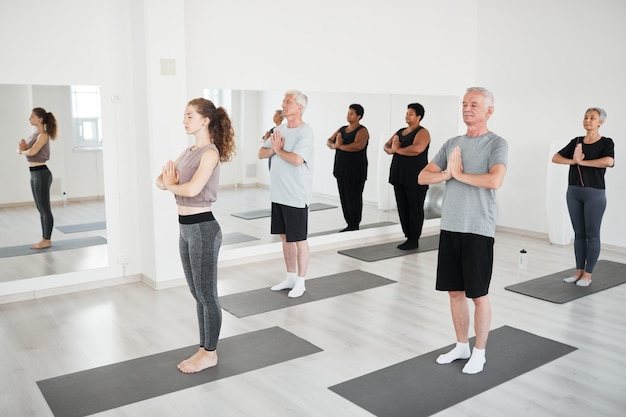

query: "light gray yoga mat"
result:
(338, 234), (439, 262)
(505, 260), (626, 304)
(231, 202), (337, 219)
(308, 221), (397, 237)
(0, 236), (107, 258)
(56, 221), (107, 233)
(222, 231), (259, 245)
(220, 270), (396, 318)
(329, 325), (577, 417)
(37, 326), (322, 417)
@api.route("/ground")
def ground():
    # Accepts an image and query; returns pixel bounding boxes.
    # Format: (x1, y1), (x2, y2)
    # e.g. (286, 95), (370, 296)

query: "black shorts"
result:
(270, 202), (308, 242)
(436, 230), (494, 298)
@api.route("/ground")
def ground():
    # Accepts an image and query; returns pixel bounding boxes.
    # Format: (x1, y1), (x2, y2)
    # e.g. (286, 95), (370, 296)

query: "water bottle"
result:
(519, 249), (527, 269)
(62, 192), (68, 207)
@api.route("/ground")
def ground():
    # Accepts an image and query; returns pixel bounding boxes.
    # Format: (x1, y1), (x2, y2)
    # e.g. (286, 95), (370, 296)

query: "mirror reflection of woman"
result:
(156, 98), (236, 373)
(327, 104), (370, 232)
(552, 107), (615, 287)
(18, 107), (58, 250)
(384, 103), (431, 250)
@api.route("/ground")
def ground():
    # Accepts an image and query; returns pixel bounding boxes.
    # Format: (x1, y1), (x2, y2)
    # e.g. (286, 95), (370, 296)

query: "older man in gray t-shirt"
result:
(432, 132), (508, 238)
(418, 87), (508, 375)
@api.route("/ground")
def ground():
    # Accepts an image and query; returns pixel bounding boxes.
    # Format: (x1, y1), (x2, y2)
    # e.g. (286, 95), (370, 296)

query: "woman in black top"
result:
(384, 103), (431, 250)
(552, 107), (615, 286)
(327, 104), (370, 231)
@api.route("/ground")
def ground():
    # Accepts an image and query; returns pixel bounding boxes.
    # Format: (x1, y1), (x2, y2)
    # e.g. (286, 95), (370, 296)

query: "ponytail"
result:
(208, 107), (236, 162)
(32, 107), (58, 139)
(187, 98), (236, 162)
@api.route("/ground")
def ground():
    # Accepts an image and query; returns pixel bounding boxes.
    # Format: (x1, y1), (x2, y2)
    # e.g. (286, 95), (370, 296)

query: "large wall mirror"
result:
(0, 85), (459, 289)
(206, 89), (460, 251)
(0, 84), (107, 283)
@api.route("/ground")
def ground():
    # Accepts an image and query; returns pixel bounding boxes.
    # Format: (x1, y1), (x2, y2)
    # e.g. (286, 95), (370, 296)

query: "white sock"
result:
(288, 277), (306, 298)
(271, 273), (297, 291)
(462, 347), (486, 374)
(436, 342), (471, 364)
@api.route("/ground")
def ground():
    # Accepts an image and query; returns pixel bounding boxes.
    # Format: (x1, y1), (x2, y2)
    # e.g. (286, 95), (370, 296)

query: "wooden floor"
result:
(1, 191), (625, 416)
(0, 187), (396, 281)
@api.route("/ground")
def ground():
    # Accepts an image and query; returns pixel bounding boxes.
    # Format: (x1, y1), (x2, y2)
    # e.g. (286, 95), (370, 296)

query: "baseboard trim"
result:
(0, 274), (141, 305)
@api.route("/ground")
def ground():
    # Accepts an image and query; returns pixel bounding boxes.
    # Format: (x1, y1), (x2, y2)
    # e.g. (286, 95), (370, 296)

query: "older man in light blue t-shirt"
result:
(258, 90), (314, 298)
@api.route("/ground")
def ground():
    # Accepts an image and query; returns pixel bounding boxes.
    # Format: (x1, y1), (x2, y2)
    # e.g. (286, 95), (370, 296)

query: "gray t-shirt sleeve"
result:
(431, 137), (457, 171)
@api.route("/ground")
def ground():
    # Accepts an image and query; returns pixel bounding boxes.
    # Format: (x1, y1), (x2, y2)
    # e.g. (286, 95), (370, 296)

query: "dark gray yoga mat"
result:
(56, 221), (107, 233)
(338, 234), (439, 262)
(505, 260), (626, 304)
(222, 231), (259, 245)
(0, 236), (107, 258)
(220, 270), (396, 318)
(308, 221), (397, 237)
(231, 202), (337, 219)
(37, 326), (322, 417)
(329, 325), (576, 417)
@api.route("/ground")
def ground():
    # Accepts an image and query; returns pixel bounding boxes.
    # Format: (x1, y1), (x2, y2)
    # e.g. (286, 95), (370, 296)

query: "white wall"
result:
(477, 0), (626, 247)
(0, 84), (36, 204)
(1, 0), (624, 299)
(183, 0), (478, 96)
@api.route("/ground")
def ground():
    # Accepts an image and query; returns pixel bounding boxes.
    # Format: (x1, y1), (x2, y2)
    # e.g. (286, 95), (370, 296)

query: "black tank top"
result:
(333, 125), (369, 179)
(388, 126), (429, 188)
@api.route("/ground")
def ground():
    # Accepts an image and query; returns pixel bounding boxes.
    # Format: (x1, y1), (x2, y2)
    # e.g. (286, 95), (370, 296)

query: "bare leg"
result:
(436, 291), (471, 364)
(295, 240), (309, 277)
(281, 235), (297, 273)
(472, 295), (491, 349)
(450, 291), (470, 343)
(271, 235), (298, 291)
(177, 347), (218, 373)
(462, 295), (491, 374)
(288, 240), (309, 298)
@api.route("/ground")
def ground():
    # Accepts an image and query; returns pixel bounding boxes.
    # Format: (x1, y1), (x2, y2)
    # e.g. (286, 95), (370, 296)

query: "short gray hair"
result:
(466, 87), (495, 107)
(586, 107), (607, 122)
(285, 89), (308, 113)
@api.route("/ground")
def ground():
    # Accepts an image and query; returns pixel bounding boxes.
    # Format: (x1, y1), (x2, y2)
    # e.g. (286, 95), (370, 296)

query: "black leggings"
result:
(29, 166), (54, 240)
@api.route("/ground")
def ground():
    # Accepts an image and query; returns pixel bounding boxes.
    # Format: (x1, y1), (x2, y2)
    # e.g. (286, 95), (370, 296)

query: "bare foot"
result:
(30, 239), (52, 249)
(177, 348), (203, 370)
(178, 348), (218, 373)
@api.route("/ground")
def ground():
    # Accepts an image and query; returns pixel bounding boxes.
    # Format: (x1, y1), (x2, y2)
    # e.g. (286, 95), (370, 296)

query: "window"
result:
(203, 88), (232, 113)
(71, 85), (103, 150)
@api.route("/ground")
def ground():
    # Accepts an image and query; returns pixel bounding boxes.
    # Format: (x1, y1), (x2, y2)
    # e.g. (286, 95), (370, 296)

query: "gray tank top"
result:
(174, 143), (220, 207)
(26, 132), (50, 163)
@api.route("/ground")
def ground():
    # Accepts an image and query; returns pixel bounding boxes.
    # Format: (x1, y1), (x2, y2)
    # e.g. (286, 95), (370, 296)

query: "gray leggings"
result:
(566, 185), (606, 273)
(179, 219), (222, 350)
(30, 166), (54, 240)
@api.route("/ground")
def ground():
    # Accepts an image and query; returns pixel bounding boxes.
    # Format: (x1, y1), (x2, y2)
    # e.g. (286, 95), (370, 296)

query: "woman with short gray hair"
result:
(552, 107), (615, 287)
